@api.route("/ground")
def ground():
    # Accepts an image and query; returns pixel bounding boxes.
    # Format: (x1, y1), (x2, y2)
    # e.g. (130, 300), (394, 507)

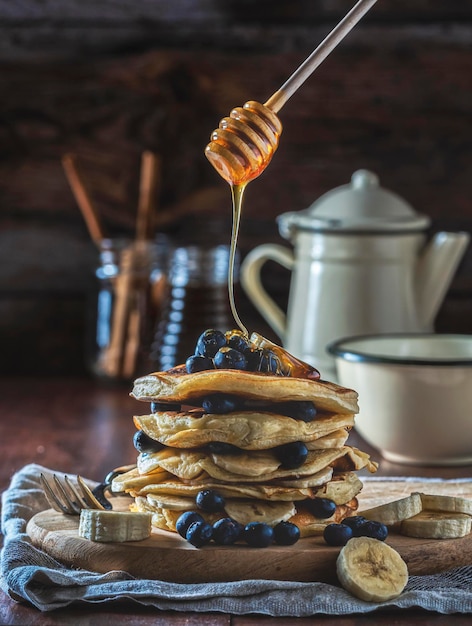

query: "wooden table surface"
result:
(1, 376), (471, 625)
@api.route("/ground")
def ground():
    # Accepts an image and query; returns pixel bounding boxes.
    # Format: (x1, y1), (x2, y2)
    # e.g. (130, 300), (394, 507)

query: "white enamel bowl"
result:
(328, 334), (472, 466)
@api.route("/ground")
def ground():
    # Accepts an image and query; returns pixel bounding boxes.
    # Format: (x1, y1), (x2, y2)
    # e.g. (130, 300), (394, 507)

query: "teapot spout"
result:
(416, 231), (470, 329)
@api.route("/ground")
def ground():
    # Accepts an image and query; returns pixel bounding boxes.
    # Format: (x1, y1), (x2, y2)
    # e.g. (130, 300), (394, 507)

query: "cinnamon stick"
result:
(136, 151), (161, 241)
(62, 153), (105, 247)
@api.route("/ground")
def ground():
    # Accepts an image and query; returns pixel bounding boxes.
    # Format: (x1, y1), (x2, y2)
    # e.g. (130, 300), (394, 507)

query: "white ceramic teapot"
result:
(241, 170), (470, 378)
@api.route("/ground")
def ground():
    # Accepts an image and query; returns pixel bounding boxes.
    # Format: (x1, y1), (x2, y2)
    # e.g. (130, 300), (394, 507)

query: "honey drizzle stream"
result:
(206, 103), (320, 379)
(228, 183), (248, 337)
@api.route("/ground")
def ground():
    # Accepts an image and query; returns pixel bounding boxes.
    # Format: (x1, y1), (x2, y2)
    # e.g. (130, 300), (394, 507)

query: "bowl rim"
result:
(327, 333), (472, 366)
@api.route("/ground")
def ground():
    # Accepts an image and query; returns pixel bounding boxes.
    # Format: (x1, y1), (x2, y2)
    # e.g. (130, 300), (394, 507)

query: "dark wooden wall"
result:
(1, 1), (471, 375)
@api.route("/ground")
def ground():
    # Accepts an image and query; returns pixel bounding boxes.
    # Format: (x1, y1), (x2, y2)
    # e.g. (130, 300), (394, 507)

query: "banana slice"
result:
(416, 493), (472, 516)
(361, 493), (422, 525)
(336, 537), (408, 602)
(401, 511), (472, 539)
(79, 510), (152, 542)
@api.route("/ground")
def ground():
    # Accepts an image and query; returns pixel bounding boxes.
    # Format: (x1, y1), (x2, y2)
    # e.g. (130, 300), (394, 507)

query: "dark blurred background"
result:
(1, 0), (471, 376)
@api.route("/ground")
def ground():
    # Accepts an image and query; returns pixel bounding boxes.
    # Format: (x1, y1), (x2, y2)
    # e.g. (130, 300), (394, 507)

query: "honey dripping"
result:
(204, 1), (381, 379)
(206, 101), (319, 380)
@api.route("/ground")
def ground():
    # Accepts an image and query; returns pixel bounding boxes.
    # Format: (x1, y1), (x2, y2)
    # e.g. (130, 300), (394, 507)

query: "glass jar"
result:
(89, 237), (169, 382)
(151, 244), (240, 371)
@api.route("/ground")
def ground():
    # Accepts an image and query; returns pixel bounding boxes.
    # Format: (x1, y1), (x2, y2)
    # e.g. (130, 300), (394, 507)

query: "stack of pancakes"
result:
(112, 364), (378, 537)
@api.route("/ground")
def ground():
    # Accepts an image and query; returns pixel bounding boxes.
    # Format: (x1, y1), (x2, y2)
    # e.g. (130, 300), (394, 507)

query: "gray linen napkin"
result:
(1, 463), (472, 615)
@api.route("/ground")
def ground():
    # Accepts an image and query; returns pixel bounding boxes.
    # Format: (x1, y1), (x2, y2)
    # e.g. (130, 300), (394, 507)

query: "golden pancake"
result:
(131, 366), (358, 414)
(306, 428), (350, 449)
(266, 471), (364, 501)
(112, 465), (363, 504)
(133, 411), (355, 450)
(116, 464), (334, 494)
(223, 499), (296, 525)
(311, 470), (363, 503)
(124, 477), (315, 501)
(135, 446), (376, 483)
(142, 493), (195, 511)
(133, 494), (359, 537)
(138, 447), (281, 478)
(289, 498), (359, 537)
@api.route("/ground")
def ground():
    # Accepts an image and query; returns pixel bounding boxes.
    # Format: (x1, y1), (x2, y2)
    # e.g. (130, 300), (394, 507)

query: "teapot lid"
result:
(278, 169), (431, 238)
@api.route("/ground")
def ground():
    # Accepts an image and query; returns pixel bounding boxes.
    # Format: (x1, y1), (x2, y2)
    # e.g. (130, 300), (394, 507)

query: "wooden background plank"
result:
(0, 1), (471, 374)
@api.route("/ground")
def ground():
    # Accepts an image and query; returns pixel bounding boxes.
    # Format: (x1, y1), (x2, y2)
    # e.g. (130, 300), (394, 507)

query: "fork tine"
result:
(40, 473), (110, 515)
(63, 475), (89, 512)
(53, 474), (82, 514)
(40, 473), (75, 515)
(76, 476), (106, 510)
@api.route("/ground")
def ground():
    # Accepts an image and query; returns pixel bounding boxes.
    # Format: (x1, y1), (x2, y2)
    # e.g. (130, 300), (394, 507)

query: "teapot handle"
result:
(241, 244), (294, 341)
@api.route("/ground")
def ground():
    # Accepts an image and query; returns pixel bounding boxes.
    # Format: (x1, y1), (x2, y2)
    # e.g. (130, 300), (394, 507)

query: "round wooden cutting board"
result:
(27, 481), (472, 584)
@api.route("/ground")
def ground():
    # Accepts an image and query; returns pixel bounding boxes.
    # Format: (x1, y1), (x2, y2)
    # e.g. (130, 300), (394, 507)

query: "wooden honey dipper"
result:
(205, 0), (378, 186)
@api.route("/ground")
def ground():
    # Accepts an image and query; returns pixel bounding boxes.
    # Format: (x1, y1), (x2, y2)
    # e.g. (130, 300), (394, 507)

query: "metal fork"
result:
(40, 473), (109, 515)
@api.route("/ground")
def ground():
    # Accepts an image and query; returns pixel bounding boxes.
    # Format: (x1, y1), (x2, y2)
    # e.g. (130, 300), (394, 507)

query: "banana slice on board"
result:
(361, 493), (422, 526)
(336, 537), (408, 602)
(79, 510), (152, 542)
(417, 492), (472, 516)
(401, 511), (472, 539)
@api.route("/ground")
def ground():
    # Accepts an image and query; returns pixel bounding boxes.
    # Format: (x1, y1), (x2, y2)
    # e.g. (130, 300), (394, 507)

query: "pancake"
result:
(131, 366), (358, 414)
(133, 411), (355, 450)
(133, 494), (360, 537)
(111, 466), (363, 504)
(112, 464), (331, 500)
(289, 498), (359, 537)
(306, 428), (350, 449)
(135, 446), (376, 483)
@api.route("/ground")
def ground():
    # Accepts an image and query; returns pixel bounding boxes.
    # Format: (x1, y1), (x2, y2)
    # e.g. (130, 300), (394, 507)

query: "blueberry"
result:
(186, 520), (213, 547)
(274, 441), (308, 469)
(279, 401), (317, 422)
(196, 489), (226, 512)
(273, 521), (300, 545)
(133, 430), (164, 453)
(244, 348), (279, 373)
(150, 401), (181, 412)
(244, 349), (263, 371)
(214, 347), (247, 370)
(202, 394), (241, 414)
(305, 497), (337, 519)
(207, 442), (242, 455)
(196, 329), (227, 358)
(342, 515), (368, 536)
(176, 511), (204, 538)
(226, 331), (250, 353)
(186, 354), (214, 373)
(323, 523), (353, 546)
(244, 522), (274, 548)
(212, 518), (243, 545)
(258, 349), (280, 374)
(359, 520), (388, 541)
